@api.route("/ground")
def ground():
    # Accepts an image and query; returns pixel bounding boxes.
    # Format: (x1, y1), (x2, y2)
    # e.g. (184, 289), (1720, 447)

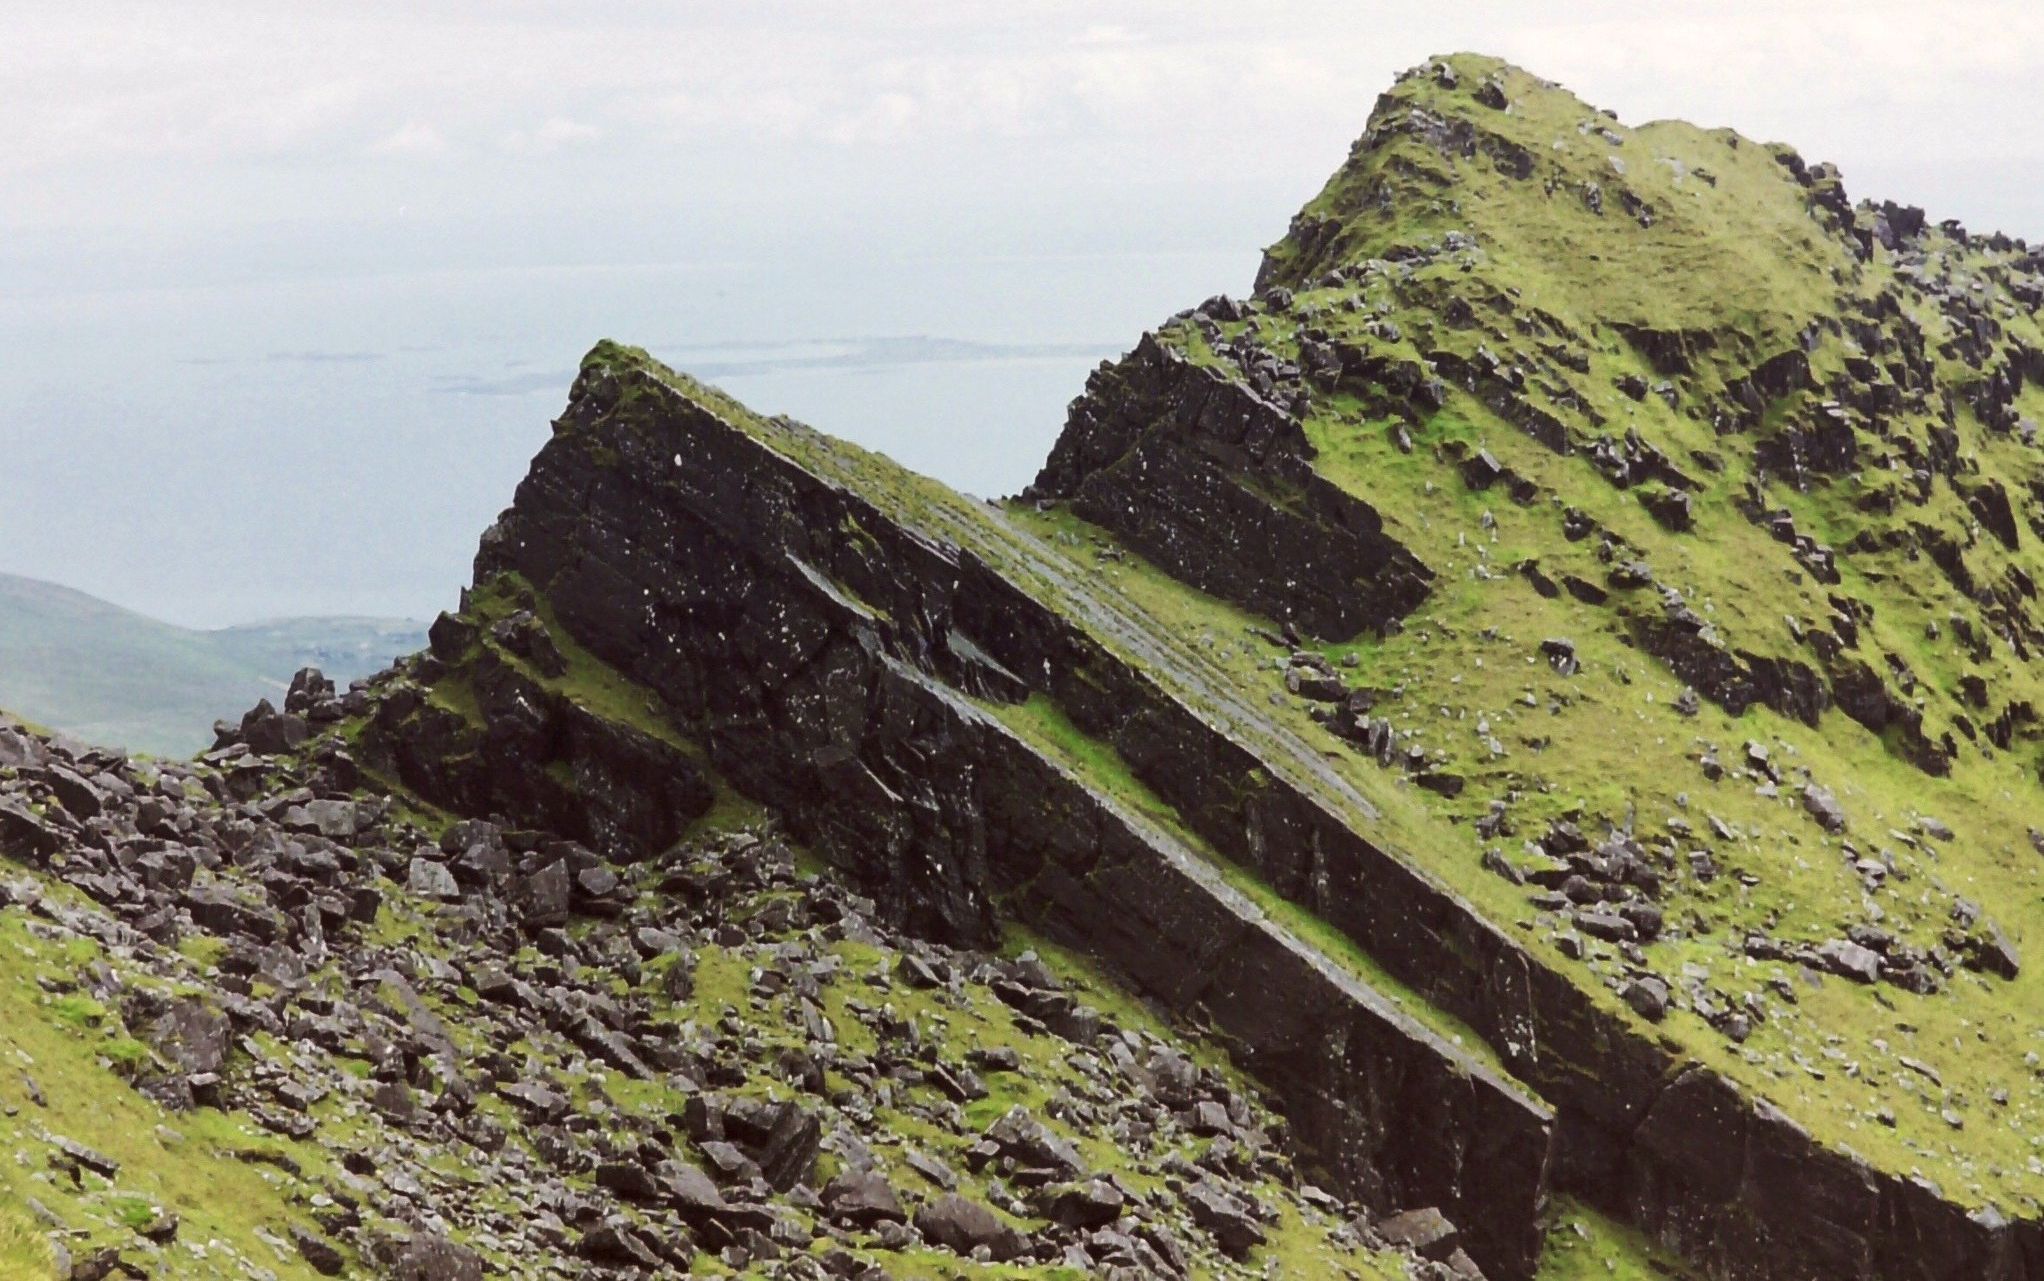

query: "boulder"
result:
(290, 1227), (346, 1277)
(1816, 938), (1883, 984)
(596, 1160), (662, 1203)
(1963, 921), (2022, 980)
(821, 1169), (904, 1226)
(1622, 975), (1670, 1022)
(0, 800), (61, 865)
(1184, 1180), (1265, 1256)
(983, 1106), (1086, 1180)
(1539, 637), (1579, 676)
(915, 1194), (1029, 1261)
(579, 1219), (662, 1270)
(1801, 784), (1847, 833)
(406, 857), (460, 900)
(145, 998), (232, 1077)
(1375, 1206), (1460, 1261)
(1039, 1178), (1126, 1229)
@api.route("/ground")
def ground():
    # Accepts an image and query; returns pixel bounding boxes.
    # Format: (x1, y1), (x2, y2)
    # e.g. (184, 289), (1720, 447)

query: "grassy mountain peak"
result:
(1029, 45), (2044, 1262)
(1260, 52), (1874, 344)
(8, 50), (2044, 1281)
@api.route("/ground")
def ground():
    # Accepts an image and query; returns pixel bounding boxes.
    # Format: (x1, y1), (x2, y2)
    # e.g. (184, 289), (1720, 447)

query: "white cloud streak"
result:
(366, 121), (449, 159)
(1, 2), (2040, 242)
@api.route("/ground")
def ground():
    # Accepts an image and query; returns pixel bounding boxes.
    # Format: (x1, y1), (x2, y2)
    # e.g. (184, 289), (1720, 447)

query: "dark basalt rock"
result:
(143, 997), (232, 1079)
(0, 799), (62, 865)
(381, 344), (2044, 1281)
(1627, 607), (1830, 726)
(1375, 1205), (1461, 1261)
(1961, 921), (2022, 980)
(1611, 324), (1717, 377)
(821, 1169), (905, 1227)
(1027, 334), (1434, 640)
(357, 636), (713, 862)
(1966, 478), (2023, 551)
(1753, 408), (1861, 478)
(291, 1227), (345, 1277)
(1184, 1179), (1267, 1256)
(418, 349), (1553, 1278)
(1641, 486), (1694, 532)
(231, 699), (309, 756)
(915, 1193), (1030, 1260)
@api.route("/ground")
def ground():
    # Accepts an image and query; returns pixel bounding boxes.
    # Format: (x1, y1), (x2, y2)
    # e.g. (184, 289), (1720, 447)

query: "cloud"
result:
(499, 116), (602, 155)
(365, 121), (448, 158)
(1070, 24), (1141, 46)
(1, 1), (2040, 241)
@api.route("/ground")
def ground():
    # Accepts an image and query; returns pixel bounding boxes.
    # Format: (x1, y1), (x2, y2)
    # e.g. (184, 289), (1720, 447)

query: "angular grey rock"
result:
(821, 1168), (905, 1226)
(914, 1193), (1028, 1261)
(1816, 938), (1883, 984)
(1965, 921), (2022, 980)
(406, 857), (460, 900)
(1376, 1206), (1460, 1261)
(1801, 784), (1847, 833)
(1622, 975), (1670, 1022)
(1184, 1180), (1265, 1256)
(984, 1106), (1086, 1180)
(145, 997), (232, 1077)
(1040, 1177), (1126, 1229)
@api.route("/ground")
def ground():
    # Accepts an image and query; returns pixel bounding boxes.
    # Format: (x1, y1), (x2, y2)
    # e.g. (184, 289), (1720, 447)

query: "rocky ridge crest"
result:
(7, 49), (2044, 1281)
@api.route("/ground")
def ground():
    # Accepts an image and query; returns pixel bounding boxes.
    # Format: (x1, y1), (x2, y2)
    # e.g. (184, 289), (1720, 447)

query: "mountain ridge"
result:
(3, 50), (2044, 1281)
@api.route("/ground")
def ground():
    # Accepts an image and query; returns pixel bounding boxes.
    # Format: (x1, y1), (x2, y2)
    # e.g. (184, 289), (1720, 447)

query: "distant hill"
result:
(0, 572), (424, 756)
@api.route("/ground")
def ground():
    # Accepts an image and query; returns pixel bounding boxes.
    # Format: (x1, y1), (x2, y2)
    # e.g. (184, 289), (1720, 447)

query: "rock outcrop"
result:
(381, 333), (2044, 1279)
(1028, 333), (1435, 640)
(0, 707), (1423, 1279)
(13, 48), (2044, 1281)
(391, 346), (1555, 1278)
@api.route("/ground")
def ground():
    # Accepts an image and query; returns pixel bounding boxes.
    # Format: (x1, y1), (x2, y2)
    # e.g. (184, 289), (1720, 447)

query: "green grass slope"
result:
(565, 49), (2044, 1239)
(1067, 51), (2044, 1212)
(0, 573), (422, 756)
(557, 340), (1729, 1279)
(0, 896), (341, 1280)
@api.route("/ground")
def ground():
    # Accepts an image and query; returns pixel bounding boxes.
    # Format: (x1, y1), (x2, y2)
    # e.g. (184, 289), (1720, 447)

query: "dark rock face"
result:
(359, 630), (713, 861)
(1027, 334), (1434, 640)
(436, 351), (1553, 1278)
(418, 348), (2044, 1281)
(1629, 612), (1831, 726)
(3, 695), (1398, 1279)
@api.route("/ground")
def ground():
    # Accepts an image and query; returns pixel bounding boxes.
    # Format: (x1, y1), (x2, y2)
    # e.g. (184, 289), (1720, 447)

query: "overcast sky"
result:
(4, 2), (2043, 625)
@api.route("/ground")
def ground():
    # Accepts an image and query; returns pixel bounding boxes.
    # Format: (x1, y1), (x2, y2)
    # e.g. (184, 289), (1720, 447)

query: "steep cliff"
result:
(365, 54), (2044, 1279)
(5, 49), (2044, 1281)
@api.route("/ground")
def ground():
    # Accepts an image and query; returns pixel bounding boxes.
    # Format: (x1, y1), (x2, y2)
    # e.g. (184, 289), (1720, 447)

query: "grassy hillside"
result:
(1040, 51), (2044, 1217)
(5, 49), (2039, 1281)
(0, 573), (422, 756)
(547, 54), (2044, 1270)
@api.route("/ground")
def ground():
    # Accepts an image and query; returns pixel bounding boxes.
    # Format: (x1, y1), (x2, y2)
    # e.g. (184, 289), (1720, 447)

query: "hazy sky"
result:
(5, 2), (2043, 625)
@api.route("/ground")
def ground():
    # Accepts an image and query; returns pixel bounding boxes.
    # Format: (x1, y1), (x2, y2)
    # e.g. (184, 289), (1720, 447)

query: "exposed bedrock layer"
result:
(1028, 334), (1435, 642)
(366, 641), (714, 860)
(378, 348), (2044, 1280)
(436, 351), (1556, 1280)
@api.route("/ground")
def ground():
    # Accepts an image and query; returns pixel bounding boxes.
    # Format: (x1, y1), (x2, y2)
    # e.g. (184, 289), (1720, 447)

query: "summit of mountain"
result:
(6, 53), (2044, 1281)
